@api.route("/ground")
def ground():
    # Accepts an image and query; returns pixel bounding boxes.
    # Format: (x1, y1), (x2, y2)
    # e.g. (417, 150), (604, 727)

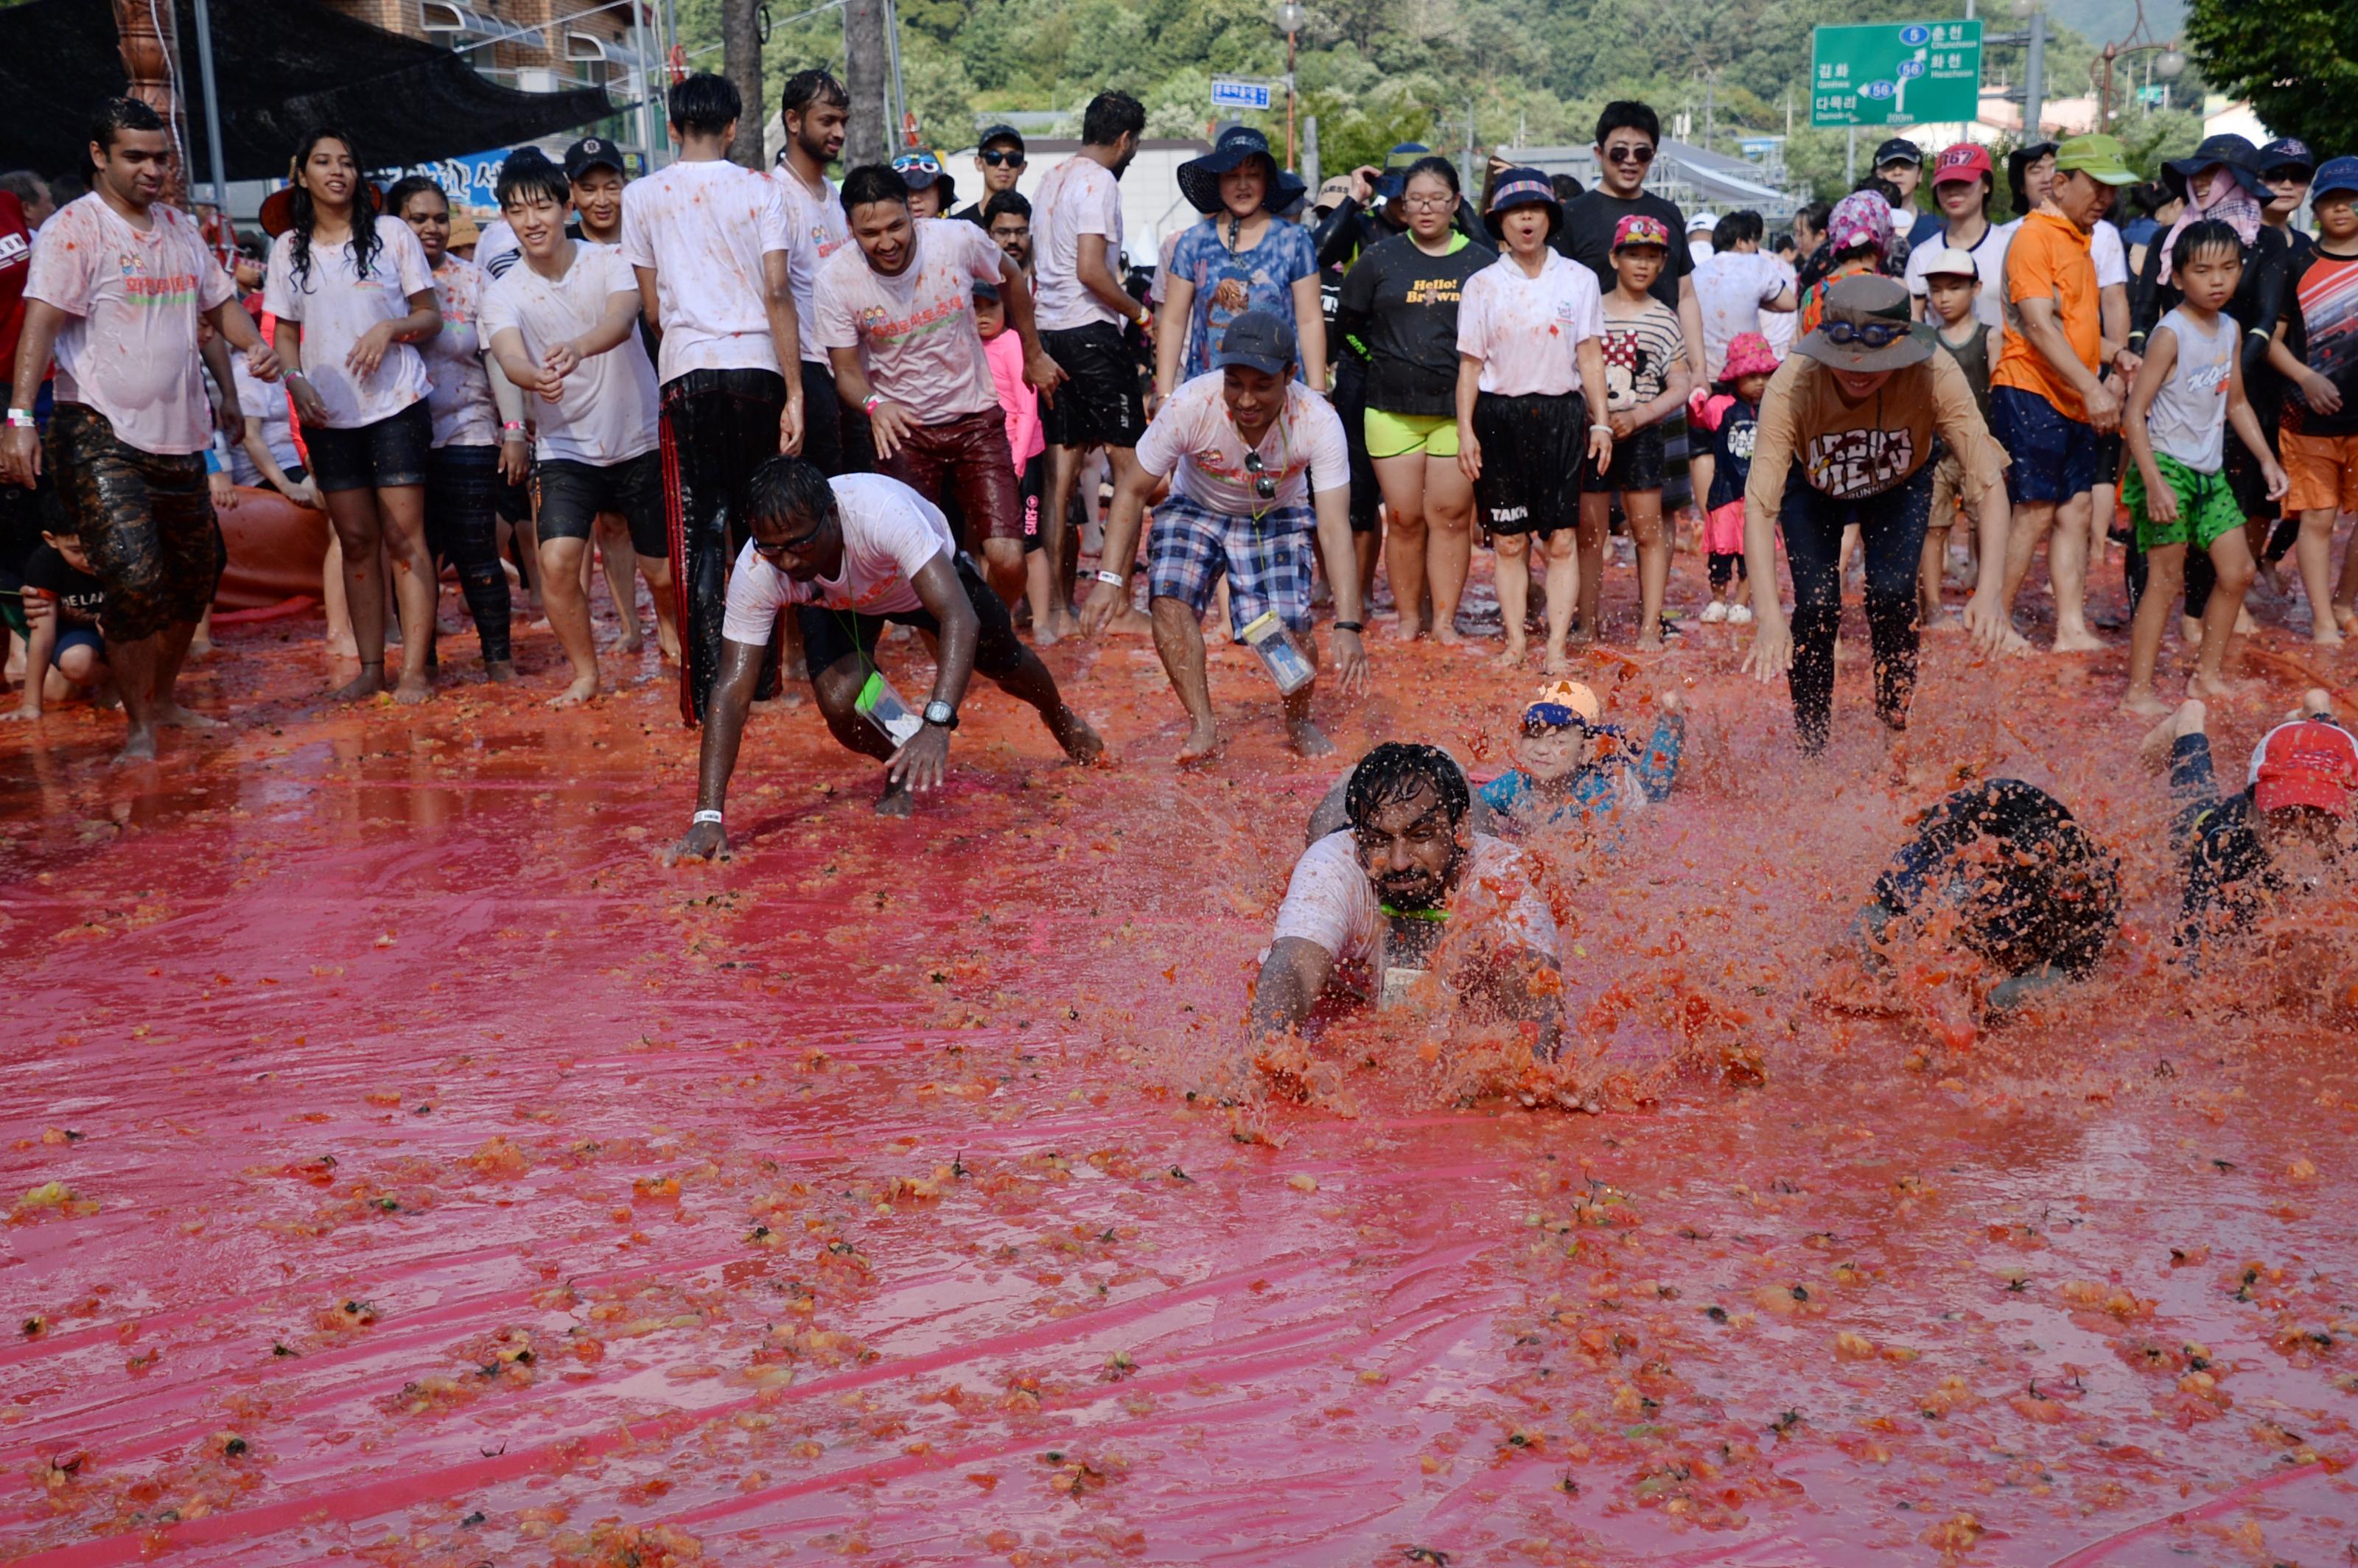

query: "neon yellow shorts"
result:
(1364, 407), (1460, 461)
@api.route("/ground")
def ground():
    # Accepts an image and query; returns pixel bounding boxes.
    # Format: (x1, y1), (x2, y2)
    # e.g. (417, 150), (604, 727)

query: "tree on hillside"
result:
(2186, 0), (2358, 151)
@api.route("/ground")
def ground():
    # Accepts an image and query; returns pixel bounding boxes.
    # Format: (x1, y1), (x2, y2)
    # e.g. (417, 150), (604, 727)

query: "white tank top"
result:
(2147, 307), (2234, 473)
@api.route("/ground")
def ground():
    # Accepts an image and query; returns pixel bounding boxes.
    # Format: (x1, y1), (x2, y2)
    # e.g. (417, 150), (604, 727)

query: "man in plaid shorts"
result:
(1082, 310), (1368, 761)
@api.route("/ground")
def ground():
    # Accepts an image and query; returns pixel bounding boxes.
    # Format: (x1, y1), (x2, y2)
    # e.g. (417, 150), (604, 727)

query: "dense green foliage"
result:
(676, 0), (2211, 199)
(2186, 0), (2357, 157)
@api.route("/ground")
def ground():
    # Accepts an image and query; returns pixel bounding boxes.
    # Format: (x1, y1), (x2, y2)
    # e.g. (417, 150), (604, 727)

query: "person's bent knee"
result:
(1543, 529), (1577, 558)
(810, 654), (868, 715)
(1494, 531), (1530, 559)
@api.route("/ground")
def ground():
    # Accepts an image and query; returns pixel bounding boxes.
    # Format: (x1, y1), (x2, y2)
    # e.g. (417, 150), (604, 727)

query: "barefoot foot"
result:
(111, 725), (158, 766)
(2051, 626), (2107, 654)
(1286, 716), (1334, 758)
(1175, 721), (1222, 765)
(1432, 622), (1466, 647)
(328, 665), (385, 703)
(1494, 637), (1529, 670)
(392, 673), (433, 707)
(547, 675), (598, 710)
(2189, 671), (2237, 701)
(1050, 705), (1105, 764)
(152, 702), (223, 731)
(2138, 698), (2205, 768)
(2121, 688), (2172, 720)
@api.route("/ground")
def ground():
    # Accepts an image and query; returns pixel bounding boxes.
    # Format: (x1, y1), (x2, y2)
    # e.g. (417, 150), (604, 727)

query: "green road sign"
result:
(1811, 20), (1983, 129)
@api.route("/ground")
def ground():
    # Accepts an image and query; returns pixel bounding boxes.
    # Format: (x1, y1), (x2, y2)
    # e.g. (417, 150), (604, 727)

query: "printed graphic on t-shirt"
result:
(1806, 426), (1915, 497)
(1723, 416), (1757, 461)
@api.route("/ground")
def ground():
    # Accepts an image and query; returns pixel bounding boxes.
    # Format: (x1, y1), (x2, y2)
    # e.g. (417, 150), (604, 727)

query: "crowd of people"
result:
(0, 82), (2352, 1054)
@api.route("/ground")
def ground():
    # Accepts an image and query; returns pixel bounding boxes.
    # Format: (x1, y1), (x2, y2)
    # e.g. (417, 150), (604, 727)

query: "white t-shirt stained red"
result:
(423, 255), (497, 449)
(619, 158), (791, 383)
(262, 214), (436, 430)
(1271, 831), (1559, 976)
(1455, 251), (1604, 398)
(26, 194), (237, 454)
(1135, 371), (1349, 517)
(1031, 155), (1125, 332)
(773, 164), (850, 366)
(480, 242), (659, 467)
(814, 219), (1007, 425)
(721, 472), (955, 639)
(1691, 248), (1794, 380)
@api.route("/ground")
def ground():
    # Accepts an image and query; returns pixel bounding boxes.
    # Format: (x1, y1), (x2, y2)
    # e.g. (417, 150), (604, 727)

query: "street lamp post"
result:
(1273, 3), (1304, 169)
(2097, 40), (2185, 132)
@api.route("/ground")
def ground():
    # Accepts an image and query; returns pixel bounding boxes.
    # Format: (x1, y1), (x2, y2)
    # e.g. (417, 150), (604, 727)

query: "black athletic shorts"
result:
(1471, 391), (1583, 537)
(1018, 452), (1049, 553)
(1582, 423), (1667, 494)
(1039, 321), (1147, 449)
(307, 399), (432, 494)
(534, 449), (666, 556)
(797, 552), (1026, 682)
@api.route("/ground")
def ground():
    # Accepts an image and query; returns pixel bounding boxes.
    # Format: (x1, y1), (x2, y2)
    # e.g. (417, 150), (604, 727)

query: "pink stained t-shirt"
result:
(982, 326), (1043, 471)
(422, 254), (497, 449)
(772, 164), (850, 367)
(1271, 830), (1559, 976)
(1454, 249), (1603, 399)
(1134, 370), (1350, 517)
(811, 218), (1007, 425)
(720, 472), (956, 639)
(1031, 155), (1125, 332)
(262, 215), (438, 430)
(619, 158), (792, 383)
(25, 194), (237, 455)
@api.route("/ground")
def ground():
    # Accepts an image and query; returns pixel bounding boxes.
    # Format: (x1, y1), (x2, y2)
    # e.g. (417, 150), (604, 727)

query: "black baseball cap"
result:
(977, 123), (1025, 154)
(1212, 309), (1297, 377)
(564, 137), (626, 182)
(1873, 138), (1923, 169)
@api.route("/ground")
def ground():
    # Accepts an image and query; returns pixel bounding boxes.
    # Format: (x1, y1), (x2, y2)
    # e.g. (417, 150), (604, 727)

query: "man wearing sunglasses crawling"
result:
(1248, 742), (1564, 1062)
(671, 457), (1102, 849)
(1080, 309), (1371, 763)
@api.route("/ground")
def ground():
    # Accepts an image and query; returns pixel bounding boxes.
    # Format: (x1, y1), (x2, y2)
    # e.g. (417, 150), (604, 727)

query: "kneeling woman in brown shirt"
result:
(1739, 274), (2022, 754)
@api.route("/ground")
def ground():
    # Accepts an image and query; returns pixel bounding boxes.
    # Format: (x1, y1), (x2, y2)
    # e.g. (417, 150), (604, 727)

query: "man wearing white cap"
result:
(1686, 211), (1717, 261)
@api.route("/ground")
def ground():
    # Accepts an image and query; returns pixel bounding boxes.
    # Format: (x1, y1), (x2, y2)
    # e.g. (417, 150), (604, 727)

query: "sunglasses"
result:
(979, 149), (1026, 168)
(1821, 319), (1911, 349)
(1604, 144), (1655, 165)
(1243, 450), (1278, 501)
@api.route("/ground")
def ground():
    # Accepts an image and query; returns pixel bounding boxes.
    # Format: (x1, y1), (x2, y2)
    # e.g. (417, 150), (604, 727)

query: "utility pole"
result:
(2023, 7), (2046, 146)
(843, 0), (890, 168)
(189, 0), (229, 220)
(721, 0), (764, 167)
(1302, 115), (1320, 192)
(1845, 125), (1855, 186)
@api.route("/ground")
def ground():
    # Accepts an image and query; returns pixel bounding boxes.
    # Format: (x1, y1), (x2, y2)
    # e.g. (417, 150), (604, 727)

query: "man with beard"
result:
(1250, 742), (1563, 1049)
(773, 69), (859, 477)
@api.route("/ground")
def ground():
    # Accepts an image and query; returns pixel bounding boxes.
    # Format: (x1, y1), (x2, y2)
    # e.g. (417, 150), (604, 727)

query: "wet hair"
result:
(382, 175), (448, 223)
(1403, 155), (1460, 196)
(0, 170), (49, 209)
(1718, 209), (1764, 248)
(668, 73), (742, 138)
(2170, 218), (2246, 276)
(746, 455), (837, 535)
(780, 69), (850, 122)
(984, 190), (1031, 223)
(1081, 91), (1147, 148)
(1346, 743), (1471, 833)
(89, 97), (164, 162)
(2128, 180), (2175, 219)
(1550, 172), (1585, 204)
(494, 149), (569, 211)
(839, 164), (909, 213)
(1595, 100), (1660, 149)
(287, 127), (377, 291)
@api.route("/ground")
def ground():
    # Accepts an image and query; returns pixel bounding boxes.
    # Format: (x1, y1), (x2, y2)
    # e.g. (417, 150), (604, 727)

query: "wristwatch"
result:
(923, 700), (959, 731)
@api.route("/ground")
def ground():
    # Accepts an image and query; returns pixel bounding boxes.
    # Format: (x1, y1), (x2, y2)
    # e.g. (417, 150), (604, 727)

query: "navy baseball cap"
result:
(2312, 157), (2358, 203)
(1376, 141), (1432, 200)
(564, 137), (626, 181)
(2259, 138), (2316, 178)
(1873, 138), (1924, 168)
(1213, 309), (1297, 376)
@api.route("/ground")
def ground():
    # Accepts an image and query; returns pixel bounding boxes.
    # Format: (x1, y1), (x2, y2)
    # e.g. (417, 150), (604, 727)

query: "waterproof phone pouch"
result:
(1379, 966), (1430, 1010)
(854, 671), (924, 746)
(1239, 610), (1315, 696)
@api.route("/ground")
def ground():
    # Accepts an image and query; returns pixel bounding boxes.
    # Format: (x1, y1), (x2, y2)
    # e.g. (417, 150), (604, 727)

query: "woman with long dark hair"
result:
(265, 128), (442, 703)
(1335, 155), (1492, 643)
(385, 174), (521, 683)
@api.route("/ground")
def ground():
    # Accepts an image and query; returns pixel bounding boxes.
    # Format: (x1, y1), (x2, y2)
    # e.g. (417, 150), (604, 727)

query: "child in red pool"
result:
(1690, 332), (1777, 624)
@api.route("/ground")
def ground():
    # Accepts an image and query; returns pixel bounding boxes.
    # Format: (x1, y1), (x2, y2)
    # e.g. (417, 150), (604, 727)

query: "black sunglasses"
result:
(1822, 319), (1911, 349)
(979, 149), (1026, 168)
(1242, 450), (1278, 500)
(1605, 144), (1655, 165)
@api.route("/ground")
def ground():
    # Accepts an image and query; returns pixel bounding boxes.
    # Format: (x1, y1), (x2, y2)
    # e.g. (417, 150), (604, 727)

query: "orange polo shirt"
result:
(1992, 210), (2101, 422)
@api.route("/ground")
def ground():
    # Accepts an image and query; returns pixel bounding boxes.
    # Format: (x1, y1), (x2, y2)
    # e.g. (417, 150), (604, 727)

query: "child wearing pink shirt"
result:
(975, 282), (1050, 601)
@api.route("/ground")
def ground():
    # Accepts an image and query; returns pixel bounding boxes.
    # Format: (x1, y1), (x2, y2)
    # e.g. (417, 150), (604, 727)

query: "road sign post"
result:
(1810, 21), (1982, 129)
(1211, 77), (1275, 113)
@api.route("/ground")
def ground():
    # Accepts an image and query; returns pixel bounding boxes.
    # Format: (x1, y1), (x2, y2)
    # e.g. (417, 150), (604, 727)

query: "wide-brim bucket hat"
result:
(2162, 133), (2268, 203)
(1178, 126), (1306, 215)
(1796, 274), (1934, 373)
(1483, 167), (1561, 239)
